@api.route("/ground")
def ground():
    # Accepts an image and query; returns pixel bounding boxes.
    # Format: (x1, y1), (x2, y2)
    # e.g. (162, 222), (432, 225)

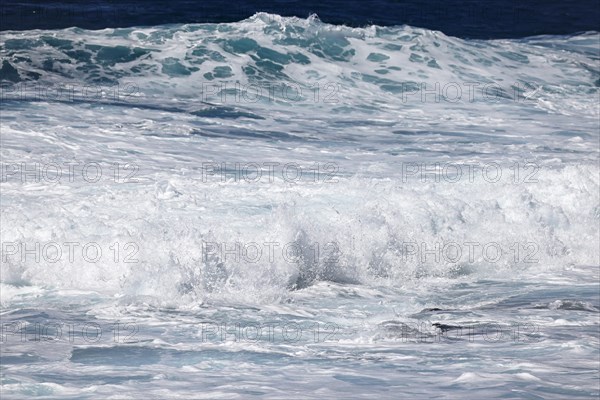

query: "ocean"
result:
(1, 2), (599, 399)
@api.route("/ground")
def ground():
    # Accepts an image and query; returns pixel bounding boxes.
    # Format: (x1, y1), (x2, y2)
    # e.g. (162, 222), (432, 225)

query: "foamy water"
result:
(1, 13), (599, 399)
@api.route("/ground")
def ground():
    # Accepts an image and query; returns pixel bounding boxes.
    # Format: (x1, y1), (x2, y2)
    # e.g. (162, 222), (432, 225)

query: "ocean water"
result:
(1, 11), (599, 399)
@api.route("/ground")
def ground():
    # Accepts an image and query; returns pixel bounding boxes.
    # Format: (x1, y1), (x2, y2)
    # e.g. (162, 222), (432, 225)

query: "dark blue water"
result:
(2, 0), (599, 38)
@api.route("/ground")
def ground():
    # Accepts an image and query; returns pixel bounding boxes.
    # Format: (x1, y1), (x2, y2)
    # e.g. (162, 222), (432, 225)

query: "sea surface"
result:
(1, 8), (599, 400)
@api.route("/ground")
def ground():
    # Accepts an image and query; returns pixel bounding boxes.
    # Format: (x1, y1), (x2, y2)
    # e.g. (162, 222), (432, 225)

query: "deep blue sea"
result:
(1, 1), (599, 399)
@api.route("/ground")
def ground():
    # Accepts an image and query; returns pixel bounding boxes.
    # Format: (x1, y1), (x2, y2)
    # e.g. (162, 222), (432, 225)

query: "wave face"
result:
(2, 13), (599, 111)
(1, 14), (599, 302)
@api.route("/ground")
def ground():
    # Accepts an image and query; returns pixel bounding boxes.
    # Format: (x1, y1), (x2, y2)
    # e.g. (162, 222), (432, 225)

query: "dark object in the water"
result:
(432, 322), (463, 333)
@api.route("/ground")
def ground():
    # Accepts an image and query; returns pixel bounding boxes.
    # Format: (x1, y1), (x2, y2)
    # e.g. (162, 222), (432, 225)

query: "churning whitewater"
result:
(1, 13), (599, 399)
